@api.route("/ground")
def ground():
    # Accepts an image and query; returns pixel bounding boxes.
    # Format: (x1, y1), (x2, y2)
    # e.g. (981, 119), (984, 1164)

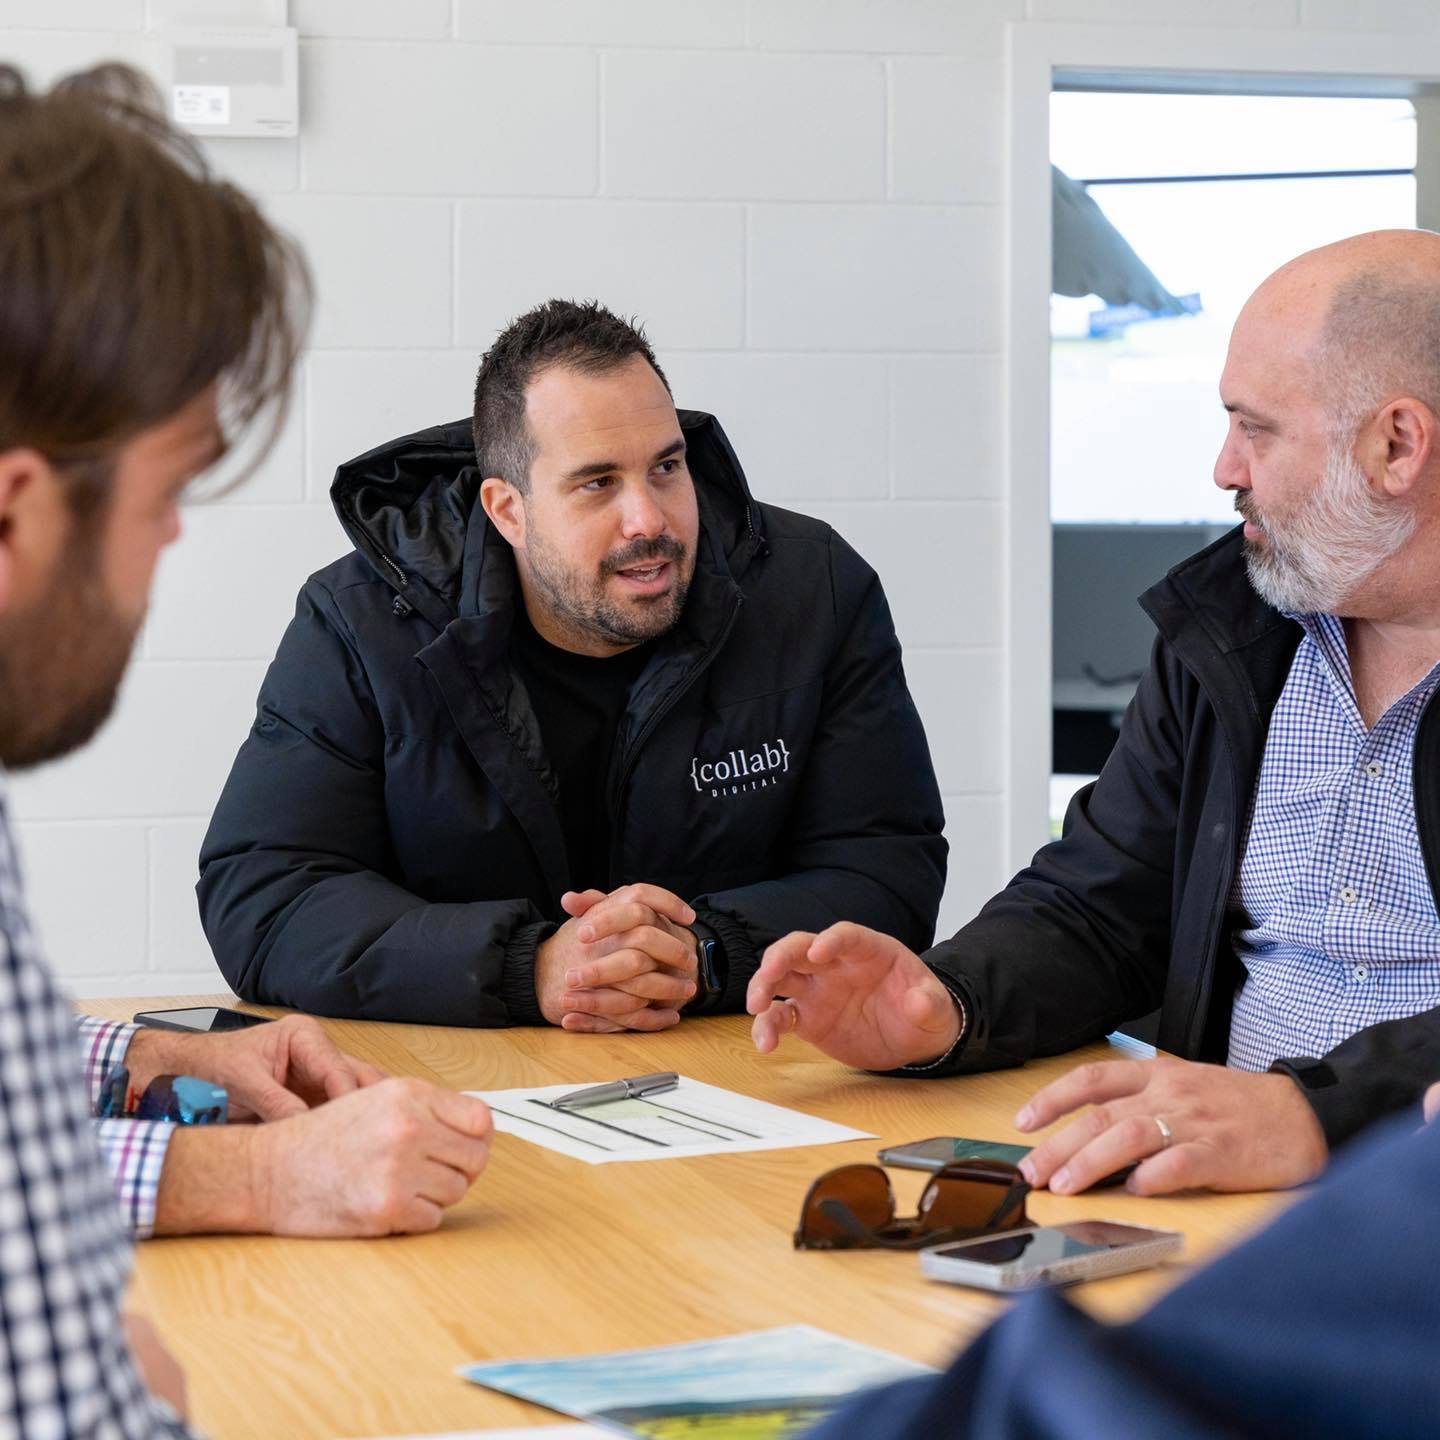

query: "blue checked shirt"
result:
(0, 784), (196, 1437)
(1229, 612), (1440, 1071)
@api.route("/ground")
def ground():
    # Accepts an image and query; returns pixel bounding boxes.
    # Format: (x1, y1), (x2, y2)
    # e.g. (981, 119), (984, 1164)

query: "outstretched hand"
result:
(746, 922), (960, 1071)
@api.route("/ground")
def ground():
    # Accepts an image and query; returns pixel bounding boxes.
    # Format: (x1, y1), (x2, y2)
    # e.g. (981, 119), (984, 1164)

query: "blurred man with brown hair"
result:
(0, 63), (492, 1434)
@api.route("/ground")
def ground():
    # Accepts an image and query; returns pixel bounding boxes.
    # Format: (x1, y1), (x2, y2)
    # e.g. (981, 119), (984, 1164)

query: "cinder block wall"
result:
(3, 0), (1418, 995)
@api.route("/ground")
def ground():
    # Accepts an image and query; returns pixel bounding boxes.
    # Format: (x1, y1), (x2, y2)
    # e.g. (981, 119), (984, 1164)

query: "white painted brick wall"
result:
(263, 196), (453, 347)
(299, 43), (598, 195)
(305, 351), (482, 495)
(661, 354), (891, 501)
(1300, 0), (1440, 29)
(747, 205), (1004, 351)
(0, 0), (1349, 996)
(291, 0), (452, 40)
(1029, 0), (1298, 23)
(603, 52), (886, 200)
(455, 201), (747, 349)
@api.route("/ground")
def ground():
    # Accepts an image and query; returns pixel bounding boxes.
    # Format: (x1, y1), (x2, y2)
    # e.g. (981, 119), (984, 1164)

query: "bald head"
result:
(1245, 230), (1440, 429)
(1216, 230), (1440, 621)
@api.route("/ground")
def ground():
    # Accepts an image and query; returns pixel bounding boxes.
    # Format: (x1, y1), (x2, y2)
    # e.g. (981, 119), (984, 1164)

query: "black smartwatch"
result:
(688, 923), (725, 1010)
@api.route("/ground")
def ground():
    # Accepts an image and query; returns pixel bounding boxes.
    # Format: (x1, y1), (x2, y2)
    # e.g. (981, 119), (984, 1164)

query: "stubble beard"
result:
(0, 518), (141, 771)
(523, 527), (693, 649)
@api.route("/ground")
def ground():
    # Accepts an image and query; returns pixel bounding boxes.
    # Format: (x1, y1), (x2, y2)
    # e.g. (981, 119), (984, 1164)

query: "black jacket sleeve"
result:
(1272, 1003), (1440, 1148)
(920, 636), (1185, 1073)
(197, 581), (550, 1025)
(690, 533), (947, 1012)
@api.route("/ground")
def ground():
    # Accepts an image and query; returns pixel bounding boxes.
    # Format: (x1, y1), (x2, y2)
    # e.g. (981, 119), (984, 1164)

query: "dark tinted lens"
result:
(920, 1161), (1028, 1232)
(798, 1165), (895, 1246)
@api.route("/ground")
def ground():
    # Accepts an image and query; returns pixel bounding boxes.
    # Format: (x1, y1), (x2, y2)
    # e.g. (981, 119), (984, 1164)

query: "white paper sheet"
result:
(469, 1077), (871, 1163)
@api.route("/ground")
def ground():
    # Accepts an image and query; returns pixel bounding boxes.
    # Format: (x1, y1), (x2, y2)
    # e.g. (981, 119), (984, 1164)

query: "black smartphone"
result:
(878, 1136), (1137, 1190)
(132, 1006), (272, 1033)
(879, 1136), (1031, 1170)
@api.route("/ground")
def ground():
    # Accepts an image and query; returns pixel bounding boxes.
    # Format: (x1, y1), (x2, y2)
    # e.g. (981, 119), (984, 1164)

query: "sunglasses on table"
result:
(794, 1159), (1032, 1252)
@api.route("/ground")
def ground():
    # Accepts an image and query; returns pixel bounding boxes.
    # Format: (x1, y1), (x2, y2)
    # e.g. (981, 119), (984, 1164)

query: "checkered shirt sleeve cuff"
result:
(95, 1118), (175, 1240)
(75, 1015), (138, 1109)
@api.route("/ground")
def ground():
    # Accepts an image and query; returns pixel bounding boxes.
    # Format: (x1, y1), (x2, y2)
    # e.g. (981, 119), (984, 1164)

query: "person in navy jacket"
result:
(807, 1082), (1440, 1440)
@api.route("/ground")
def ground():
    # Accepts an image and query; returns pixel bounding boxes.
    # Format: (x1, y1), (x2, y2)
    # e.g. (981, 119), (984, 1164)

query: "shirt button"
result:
(1340, 886), (1358, 903)
(1354, 964), (1370, 981)
(1364, 761), (1383, 779)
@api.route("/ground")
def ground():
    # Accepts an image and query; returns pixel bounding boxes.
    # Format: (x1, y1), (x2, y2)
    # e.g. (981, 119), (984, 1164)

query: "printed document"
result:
(467, 1077), (871, 1163)
(462, 1325), (931, 1437)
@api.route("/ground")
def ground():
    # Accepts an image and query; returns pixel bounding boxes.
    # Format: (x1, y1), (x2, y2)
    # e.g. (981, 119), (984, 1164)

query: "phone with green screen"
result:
(878, 1136), (1137, 1189)
(877, 1137), (1031, 1171)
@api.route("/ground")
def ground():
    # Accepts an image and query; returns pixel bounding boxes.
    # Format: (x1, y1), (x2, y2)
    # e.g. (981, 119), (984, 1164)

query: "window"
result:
(1048, 92), (1417, 819)
(1050, 93), (1416, 525)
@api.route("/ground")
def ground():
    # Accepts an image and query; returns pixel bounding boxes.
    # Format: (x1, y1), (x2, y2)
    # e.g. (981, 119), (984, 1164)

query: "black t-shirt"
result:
(508, 611), (656, 890)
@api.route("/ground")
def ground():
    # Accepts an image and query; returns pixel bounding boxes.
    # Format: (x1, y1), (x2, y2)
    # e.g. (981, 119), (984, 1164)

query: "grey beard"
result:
(1240, 439), (1414, 615)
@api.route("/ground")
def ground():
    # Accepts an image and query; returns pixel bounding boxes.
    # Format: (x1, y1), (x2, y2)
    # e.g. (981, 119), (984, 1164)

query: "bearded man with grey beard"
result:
(748, 229), (1440, 1200)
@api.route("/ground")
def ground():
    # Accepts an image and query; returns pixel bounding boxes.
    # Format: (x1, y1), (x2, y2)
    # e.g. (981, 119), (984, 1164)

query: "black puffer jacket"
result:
(198, 412), (947, 1026)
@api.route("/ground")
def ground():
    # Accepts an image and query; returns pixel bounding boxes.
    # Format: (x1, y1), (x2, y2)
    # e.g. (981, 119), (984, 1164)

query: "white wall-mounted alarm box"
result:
(159, 27), (298, 137)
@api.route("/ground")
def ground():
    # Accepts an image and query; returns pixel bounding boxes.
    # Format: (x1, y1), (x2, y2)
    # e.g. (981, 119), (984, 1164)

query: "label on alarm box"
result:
(173, 84), (231, 126)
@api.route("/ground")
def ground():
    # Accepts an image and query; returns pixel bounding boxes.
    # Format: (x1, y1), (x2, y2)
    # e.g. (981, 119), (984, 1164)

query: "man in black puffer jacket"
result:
(198, 300), (945, 1031)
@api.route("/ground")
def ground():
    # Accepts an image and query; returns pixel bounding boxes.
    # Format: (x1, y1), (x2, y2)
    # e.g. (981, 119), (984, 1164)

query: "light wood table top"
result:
(80, 997), (1292, 1440)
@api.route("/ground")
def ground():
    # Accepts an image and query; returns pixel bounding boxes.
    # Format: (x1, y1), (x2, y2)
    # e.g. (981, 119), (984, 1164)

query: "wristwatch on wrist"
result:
(97, 1068), (229, 1124)
(688, 922), (725, 1009)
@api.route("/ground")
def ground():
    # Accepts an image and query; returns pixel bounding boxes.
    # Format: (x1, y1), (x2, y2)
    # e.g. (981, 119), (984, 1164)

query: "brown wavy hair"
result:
(0, 62), (310, 508)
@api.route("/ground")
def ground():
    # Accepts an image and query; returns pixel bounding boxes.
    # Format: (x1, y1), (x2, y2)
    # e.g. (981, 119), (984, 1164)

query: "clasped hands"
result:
(746, 921), (1329, 1197)
(535, 882), (701, 1033)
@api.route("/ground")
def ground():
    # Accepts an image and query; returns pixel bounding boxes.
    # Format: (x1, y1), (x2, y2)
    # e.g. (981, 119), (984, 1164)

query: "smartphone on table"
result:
(131, 1007), (272, 1033)
(920, 1220), (1183, 1292)
(878, 1136), (1137, 1190)
(879, 1137), (1031, 1170)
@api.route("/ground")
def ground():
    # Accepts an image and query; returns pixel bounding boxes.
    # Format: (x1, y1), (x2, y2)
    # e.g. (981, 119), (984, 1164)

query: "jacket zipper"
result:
(606, 593), (743, 886)
(337, 489), (409, 592)
(1168, 645), (1257, 1059)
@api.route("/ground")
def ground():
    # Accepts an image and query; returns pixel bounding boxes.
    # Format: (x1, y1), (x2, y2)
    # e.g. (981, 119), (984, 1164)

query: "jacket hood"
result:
(328, 410), (767, 624)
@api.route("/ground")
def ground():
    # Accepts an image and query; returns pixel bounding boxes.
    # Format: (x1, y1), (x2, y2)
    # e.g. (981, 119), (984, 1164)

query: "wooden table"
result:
(80, 997), (1290, 1440)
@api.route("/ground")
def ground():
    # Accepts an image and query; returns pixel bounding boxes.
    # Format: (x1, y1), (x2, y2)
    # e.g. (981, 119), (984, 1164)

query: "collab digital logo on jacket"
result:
(691, 737), (792, 797)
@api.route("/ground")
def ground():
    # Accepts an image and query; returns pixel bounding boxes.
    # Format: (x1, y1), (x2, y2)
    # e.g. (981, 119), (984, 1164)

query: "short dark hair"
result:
(472, 298), (670, 492)
(0, 63), (310, 511)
